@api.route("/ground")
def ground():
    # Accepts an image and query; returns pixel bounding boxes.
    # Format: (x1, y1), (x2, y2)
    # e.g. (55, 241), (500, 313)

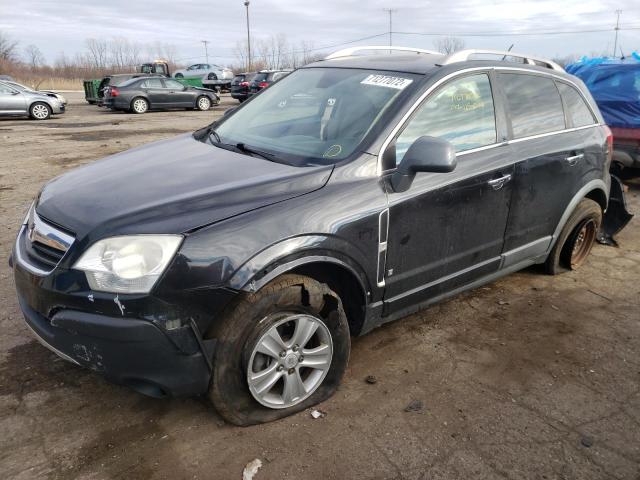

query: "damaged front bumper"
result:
(17, 295), (211, 397)
(11, 256), (236, 398)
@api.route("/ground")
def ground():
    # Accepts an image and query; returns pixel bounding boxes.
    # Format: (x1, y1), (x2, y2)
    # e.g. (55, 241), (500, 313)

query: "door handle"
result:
(487, 174), (512, 191)
(565, 153), (584, 166)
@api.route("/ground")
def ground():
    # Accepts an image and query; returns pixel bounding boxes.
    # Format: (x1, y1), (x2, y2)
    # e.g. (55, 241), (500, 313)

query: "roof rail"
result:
(325, 45), (440, 60)
(442, 49), (564, 72)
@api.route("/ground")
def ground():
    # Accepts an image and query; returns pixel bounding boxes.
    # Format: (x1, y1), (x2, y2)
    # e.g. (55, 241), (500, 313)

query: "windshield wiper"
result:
(208, 127), (222, 144)
(235, 143), (280, 163)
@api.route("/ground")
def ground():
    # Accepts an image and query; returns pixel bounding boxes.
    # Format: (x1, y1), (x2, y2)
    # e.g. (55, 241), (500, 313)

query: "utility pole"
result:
(613, 10), (622, 57)
(383, 8), (397, 50)
(244, 1), (252, 71)
(201, 40), (209, 64)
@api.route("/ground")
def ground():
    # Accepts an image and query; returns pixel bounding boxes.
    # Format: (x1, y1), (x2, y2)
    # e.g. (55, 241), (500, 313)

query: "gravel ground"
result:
(0, 93), (639, 480)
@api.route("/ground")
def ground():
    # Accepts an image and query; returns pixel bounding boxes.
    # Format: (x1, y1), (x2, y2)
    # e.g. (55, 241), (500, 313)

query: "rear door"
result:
(0, 82), (26, 113)
(384, 72), (514, 313)
(140, 78), (166, 106)
(499, 73), (601, 264)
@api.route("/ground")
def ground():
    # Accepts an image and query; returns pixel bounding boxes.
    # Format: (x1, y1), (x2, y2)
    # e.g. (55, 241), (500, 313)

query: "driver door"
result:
(163, 79), (193, 107)
(383, 72), (514, 314)
(0, 83), (26, 113)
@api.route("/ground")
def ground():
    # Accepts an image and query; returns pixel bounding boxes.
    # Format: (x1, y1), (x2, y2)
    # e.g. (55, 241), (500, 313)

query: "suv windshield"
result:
(210, 67), (418, 166)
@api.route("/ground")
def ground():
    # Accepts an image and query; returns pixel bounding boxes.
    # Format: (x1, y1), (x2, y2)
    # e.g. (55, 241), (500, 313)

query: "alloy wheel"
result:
(133, 99), (148, 113)
(247, 313), (333, 409)
(198, 97), (211, 110)
(31, 104), (49, 119)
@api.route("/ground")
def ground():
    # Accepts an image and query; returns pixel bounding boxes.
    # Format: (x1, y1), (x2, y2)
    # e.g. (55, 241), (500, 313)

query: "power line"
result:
(392, 25), (640, 37)
(175, 23), (640, 65)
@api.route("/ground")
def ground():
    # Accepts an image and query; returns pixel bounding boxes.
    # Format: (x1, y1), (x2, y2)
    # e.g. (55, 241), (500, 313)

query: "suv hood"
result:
(36, 134), (333, 241)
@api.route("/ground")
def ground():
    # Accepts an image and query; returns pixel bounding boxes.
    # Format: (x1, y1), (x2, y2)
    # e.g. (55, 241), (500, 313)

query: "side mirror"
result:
(391, 136), (457, 192)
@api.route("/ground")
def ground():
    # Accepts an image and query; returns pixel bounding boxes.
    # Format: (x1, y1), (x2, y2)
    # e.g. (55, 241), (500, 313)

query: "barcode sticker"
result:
(361, 74), (413, 90)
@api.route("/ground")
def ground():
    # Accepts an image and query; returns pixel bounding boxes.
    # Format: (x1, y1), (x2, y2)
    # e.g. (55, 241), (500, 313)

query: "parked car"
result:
(230, 72), (257, 102)
(566, 58), (640, 175)
(0, 79), (65, 120)
(3, 80), (67, 105)
(174, 63), (234, 91)
(103, 76), (219, 113)
(12, 47), (630, 426)
(248, 69), (292, 95)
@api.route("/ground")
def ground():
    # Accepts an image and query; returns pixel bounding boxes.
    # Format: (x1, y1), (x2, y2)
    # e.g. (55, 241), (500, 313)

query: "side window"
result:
(142, 78), (163, 88)
(164, 79), (185, 89)
(396, 73), (496, 163)
(0, 84), (16, 94)
(501, 73), (565, 138)
(557, 83), (596, 127)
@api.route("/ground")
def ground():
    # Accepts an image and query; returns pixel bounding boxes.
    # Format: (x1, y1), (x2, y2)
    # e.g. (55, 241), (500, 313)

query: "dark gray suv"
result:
(12, 46), (627, 426)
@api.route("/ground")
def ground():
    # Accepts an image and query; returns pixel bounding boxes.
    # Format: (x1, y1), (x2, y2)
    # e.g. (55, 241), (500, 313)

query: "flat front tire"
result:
(545, 198), (602, 275)
(30, 102), (51, 120)
(208, 274), (350, 426)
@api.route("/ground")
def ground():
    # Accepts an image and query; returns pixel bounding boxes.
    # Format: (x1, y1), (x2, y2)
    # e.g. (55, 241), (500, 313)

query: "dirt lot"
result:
(1, 92), (639, 480)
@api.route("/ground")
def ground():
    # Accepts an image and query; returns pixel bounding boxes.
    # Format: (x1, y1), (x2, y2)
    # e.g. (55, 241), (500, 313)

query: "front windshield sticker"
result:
(323, 144), (343, 157)
(361, 74), (413, 90)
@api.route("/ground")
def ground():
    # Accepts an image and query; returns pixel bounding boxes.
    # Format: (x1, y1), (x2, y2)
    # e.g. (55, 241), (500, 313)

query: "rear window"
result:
(500, 73), (566, 138)
(233, 75), (246, 83)
(253, 73), (268, 82)
(557, 83), (596, 127)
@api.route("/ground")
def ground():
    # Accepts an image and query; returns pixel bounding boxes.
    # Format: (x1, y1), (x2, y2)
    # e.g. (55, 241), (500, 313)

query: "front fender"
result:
(227, 235), (372, 296)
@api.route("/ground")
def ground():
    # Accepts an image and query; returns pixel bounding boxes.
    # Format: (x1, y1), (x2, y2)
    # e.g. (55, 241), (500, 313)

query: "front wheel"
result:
(30, 102), (51, 120)
(196, 96), (211, 111)
(545, 198), (602, 274)
(174, 73), (184, 79)
(208, 274), (350, 426)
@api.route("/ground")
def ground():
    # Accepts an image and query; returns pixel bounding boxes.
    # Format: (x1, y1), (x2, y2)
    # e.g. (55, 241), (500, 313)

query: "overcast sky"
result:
(1, 0), (639, 66)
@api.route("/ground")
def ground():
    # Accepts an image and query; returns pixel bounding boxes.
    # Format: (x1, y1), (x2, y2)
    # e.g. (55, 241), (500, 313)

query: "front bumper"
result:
(11, 246), (237, 398)
(51, 103), (65, 114)
(16, 294), (211, 397)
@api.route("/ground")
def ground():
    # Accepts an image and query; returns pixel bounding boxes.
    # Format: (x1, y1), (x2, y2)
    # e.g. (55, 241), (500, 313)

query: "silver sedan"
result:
(0, 80), (65, 120)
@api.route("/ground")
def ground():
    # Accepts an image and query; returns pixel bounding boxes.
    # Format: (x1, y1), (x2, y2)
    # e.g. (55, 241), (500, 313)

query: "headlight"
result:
(73, 235), (182, 294)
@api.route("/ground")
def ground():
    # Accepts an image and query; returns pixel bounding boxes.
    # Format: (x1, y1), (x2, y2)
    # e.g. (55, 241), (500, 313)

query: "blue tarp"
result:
(566, 54), (640, 129)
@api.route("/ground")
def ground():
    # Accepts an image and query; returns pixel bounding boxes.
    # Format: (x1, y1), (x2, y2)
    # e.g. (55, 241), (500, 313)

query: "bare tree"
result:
(85, 38), (108, 68)
(434, 36), (466, 55)
(0, 31), (19, 61)
(24, 44), (45, 67)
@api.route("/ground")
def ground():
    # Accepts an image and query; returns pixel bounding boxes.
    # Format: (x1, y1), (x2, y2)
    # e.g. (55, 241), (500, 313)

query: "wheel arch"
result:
(549, 179), (608, 252)
(228, 238), (372, 336)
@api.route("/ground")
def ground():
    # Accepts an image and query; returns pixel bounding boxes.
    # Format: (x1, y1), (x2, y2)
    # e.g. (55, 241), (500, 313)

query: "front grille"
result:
(16, 209), (74, 275)
(24, 236), (65, 269)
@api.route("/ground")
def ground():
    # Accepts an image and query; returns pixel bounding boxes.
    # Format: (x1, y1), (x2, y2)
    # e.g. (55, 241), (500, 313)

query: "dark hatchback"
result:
(12, 47), (628, 426)
(103, 76), (219, 114)
(230, 72), (257, 102)
(248, 69), (291, 96)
